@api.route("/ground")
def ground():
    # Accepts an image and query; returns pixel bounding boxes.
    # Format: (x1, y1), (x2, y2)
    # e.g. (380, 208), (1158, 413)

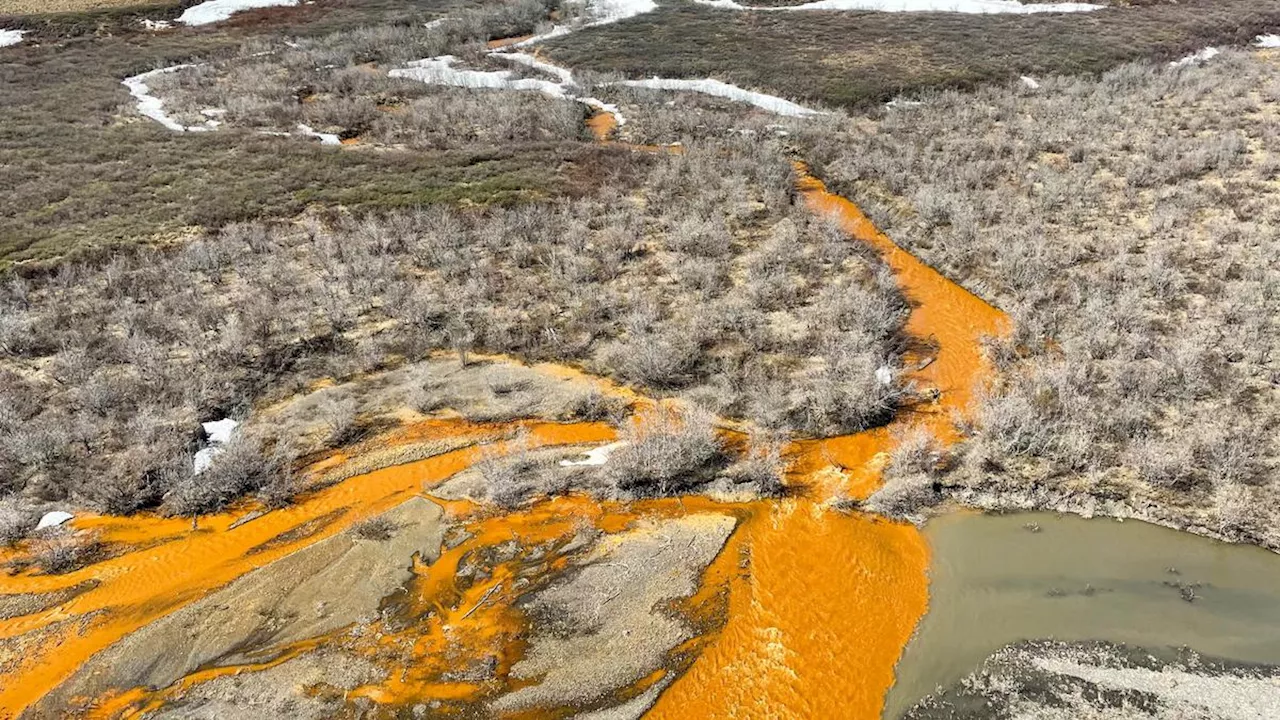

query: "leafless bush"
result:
(473, 434), (567, 508)
(607, 405), (724, 496)
(864, 427), (946, 519)
(806, 51), (1280, 539)
(0, 127), (907, 517)
(721, 431), (789, 496)
(887, 426), (949, 478)
(316, 394), (360, 448)
(562, 389), (627, 422)
(353, 516), (397, 541)
(163, 436), (285, 518)
(25, 529), (105, 575)
(0, 497), (39, 547)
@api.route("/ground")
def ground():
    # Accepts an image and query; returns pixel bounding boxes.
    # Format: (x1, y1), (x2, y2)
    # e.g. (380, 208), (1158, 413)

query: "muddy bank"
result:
(887, 511), (1280, 718)
(489, 513), (738, 716)
(945, 477), (1280, 552)
(903, 640), (1280, 720)
(28, 497), (447, 718)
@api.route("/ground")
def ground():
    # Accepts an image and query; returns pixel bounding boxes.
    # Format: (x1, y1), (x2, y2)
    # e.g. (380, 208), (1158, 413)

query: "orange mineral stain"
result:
(587, 110), (619, 142)
(1, 160), (1006, 720)
(645, 501), (929, 720)
(0, 419), (612, 718)
(646, 165), (1007, 720)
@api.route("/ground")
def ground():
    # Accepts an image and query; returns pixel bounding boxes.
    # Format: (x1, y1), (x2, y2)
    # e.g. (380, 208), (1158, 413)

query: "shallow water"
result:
(0, 165), (1005, 718)
(884, 511), (1280, 718)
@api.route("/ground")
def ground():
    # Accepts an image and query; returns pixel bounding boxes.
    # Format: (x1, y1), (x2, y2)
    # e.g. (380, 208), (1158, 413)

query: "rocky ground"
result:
(903, 640), (1280, 720)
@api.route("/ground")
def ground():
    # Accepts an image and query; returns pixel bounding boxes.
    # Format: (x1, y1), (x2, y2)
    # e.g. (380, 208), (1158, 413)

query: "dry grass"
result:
(546, 0), (1280, 110)
(2, 0), (171, 12)
(805, 49), (1280, 547)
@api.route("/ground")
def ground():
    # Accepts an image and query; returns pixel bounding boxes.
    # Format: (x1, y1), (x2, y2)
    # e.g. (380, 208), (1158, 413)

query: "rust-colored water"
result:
(642, 165), (1005, 720)
(0, 160), (1005, 719)
(0, 420), (612, 718)
(587, 110), (619, 141)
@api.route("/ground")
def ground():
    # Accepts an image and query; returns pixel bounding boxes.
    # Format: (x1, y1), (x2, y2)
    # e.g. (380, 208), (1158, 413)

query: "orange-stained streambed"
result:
(642, 164), (1007, 720)
(0, 159), (1006, 720)
(0, 421), (613, 718)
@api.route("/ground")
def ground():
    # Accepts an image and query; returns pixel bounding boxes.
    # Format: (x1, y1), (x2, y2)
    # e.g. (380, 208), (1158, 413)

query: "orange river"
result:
(0, 160), (1006, 720)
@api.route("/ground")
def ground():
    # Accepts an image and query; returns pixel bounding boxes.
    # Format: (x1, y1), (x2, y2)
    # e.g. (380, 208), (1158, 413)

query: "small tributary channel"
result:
(884, 511), (1280, 718)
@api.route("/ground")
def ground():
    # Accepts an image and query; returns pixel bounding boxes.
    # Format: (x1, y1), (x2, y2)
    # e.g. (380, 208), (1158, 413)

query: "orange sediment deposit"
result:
(794, 163), (1007, 445)
(88, 493), (748, 717)
(486, 34), (534, 50)
(647, 165), (1008, 719)
(787, 163), (1008, 502)
(587, 110), (619, 141)
(1, 163), (1007, 720)
(0, 419), (613, 718)
(646, 500), (930, 720)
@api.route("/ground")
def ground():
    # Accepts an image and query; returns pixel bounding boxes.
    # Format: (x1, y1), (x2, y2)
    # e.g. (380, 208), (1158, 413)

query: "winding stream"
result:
(7, 97), (1277, 719)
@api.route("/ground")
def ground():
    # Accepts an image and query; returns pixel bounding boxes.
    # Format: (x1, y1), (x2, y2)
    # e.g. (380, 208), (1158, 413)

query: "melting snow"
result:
(389, 55), (569, 98)
(581, 97), (627, 125)
(694, 0), (1099, 11)
(177, 0), (299, 26)
(35, 511), (74, 531)
(495, 51), (577, 84)
(195, 418), (239, 474)
(560, 442), (625, 467)
(508, 0), (658, 49)
(1171, 47), (1220, 67)
(0, 29), (26, 48)
(203, 418), (239, 444)
(1257, 35), (1280, 48)
(590, 0), (658, 24)
(620, 77), (820, 116)
(297, 123), (341, 145)
(123, 65), (221, 133)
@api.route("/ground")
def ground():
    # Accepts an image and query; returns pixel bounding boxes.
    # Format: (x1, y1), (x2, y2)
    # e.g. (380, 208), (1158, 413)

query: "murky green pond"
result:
(885, 511), (1280, 719)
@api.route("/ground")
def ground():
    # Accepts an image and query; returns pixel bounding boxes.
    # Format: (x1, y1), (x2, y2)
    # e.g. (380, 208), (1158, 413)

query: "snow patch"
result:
(389, 55), (569, 98)
(0, 29), (26, 48)
(560, 442), (625, 467)
(508, 24), (575, 49)
(875, 366), (894, 386)
(590, 0), (658, 24)
(1256, 34), (1280, 48)
(177, 0), (299, 26)
(581, 97), (626, 125)
(1171, 47), (1220, 67)
(693, 0), (1099, 12)
(35, 511), (74, 531)
(620, 77), (820, 117)
(297, 123), (341, 145)
(123, 65), (221, 133)
(508, 0), (658, 49)
(203, 418), (239, 444)
(494, 51), (577, 84)
(195, 418), (239, 474)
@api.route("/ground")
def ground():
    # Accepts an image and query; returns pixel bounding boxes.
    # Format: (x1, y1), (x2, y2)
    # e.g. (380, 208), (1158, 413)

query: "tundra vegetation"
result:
(0, 124), (908, 545)
(4, 0), (1280, 558)
(805, 49), (1280, 548)
(544, 0), (1280, 109)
